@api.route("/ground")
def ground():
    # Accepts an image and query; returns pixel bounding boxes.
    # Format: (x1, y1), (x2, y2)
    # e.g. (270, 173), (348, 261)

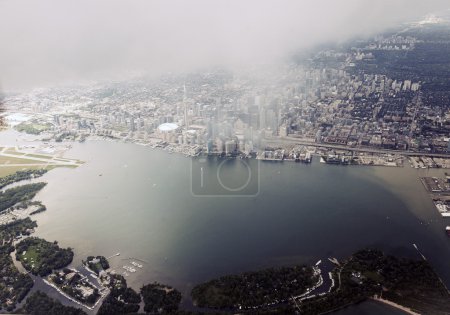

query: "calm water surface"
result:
(6, 136), (448, 313)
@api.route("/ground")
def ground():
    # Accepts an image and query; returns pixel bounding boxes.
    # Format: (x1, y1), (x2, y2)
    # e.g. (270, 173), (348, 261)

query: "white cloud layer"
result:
(0, 0), (449, 90)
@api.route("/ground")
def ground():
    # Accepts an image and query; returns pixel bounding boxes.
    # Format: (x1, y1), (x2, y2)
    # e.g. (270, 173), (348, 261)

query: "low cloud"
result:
(0, 0), (449, 91)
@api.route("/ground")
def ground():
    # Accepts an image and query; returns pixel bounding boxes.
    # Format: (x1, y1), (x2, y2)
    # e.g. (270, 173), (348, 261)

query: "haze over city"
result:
(2, 1), (450, 315)
(0, 0), (449, 91)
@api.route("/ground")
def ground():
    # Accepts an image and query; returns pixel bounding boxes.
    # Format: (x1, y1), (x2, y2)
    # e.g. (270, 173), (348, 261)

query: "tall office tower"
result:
(184, 84), (189, 129)
(130, 118), (136, 132)
(259, 108), (266, 130)
(254, 95), (261, 107)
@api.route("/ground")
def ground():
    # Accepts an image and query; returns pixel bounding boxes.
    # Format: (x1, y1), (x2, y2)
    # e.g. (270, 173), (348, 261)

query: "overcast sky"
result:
(0, 0), (449, 91)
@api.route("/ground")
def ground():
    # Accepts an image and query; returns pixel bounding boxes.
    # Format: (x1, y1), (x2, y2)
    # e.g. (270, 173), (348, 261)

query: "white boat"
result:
(131, 261), (143, 268)
(122, 265), (136, 273)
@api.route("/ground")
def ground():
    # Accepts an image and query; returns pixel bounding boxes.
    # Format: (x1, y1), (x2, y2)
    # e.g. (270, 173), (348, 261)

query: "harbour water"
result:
(5, 136), (450, 313)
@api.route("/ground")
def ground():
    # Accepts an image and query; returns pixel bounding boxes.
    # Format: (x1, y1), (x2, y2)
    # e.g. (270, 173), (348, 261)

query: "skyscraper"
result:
(184, 84), (189, 129)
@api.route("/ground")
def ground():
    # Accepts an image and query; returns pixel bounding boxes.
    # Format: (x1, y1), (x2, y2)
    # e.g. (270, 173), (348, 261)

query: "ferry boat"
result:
(446, 226), (450, 236)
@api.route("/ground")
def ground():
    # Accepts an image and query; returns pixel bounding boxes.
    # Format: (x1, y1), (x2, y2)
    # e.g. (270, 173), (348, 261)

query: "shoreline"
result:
(371, 296), (420, 315)
(3, 129), (448, 169)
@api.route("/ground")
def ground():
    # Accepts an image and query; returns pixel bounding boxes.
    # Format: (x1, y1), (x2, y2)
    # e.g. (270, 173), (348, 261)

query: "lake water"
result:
(5, 135), (450, 313)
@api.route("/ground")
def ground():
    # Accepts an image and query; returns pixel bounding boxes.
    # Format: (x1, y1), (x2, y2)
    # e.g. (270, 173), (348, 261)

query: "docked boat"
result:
(131, 261), (143, 268)
(446, 226), (450, 236)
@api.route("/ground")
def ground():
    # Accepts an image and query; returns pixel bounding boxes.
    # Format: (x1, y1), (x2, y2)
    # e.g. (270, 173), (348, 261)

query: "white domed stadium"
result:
(157, 123), (179, 132)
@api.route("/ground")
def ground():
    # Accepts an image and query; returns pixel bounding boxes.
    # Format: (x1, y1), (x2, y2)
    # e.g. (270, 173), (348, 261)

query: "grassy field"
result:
(0, 165), (46, 177)
(22, 247), (40, 268)
(0, 164), (78, 177)
(7, 152), (26, 156)
(15, 122), (52, 135)
(0, 155), (43, 164)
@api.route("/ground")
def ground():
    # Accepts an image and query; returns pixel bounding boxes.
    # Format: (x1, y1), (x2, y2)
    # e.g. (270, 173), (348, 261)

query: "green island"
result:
(191, 249), (450, 314)
(97, 274), (141, 315)
(0, 183), (46, 212)
(82, 255), (110, 275)
(0, 182), (47, 214)
(298, 249), (450, 315)
(0, 169), (47, 190)
(141, 282), (182, 314)
(0, 166), (89, 313)
(0, 218), (36, 312)
(15, 237), (73, 277)
(18, 291), (87, 315)
(191, 265), (318, 309)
